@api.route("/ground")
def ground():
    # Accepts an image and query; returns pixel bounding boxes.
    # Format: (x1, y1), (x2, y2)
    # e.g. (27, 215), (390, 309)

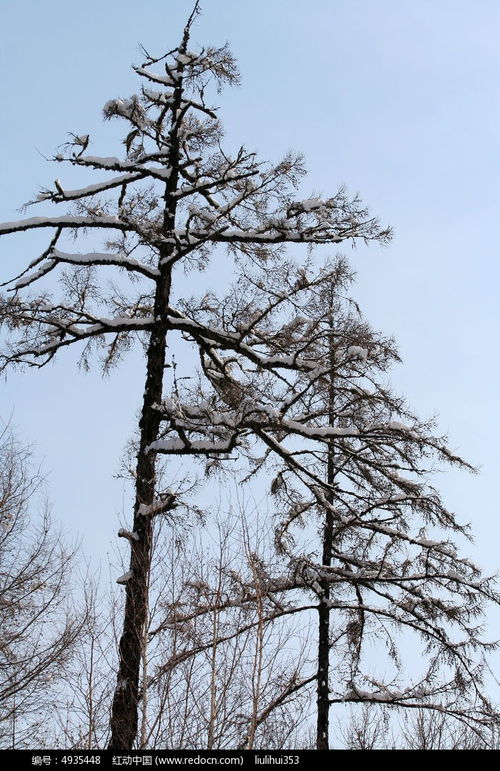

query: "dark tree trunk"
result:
(316, 451), (334, 749)
(108, 267), (172, 749)
(108, 60), (184, 745)
(316, 308), (336, 750)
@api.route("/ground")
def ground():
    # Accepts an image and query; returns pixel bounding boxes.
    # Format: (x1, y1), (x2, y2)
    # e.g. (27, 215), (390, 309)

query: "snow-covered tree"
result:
(159, 255), (500, 747)
(0, 4), (390, 748)
(261, 260), (500, 748)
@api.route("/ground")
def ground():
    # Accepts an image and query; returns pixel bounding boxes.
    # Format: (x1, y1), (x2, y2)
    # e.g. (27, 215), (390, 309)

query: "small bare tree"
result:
(0, 424), (84, 748)
(399, 708), (500, 750)
(337, 704), (500, 749)
(136, 505), (314, 749)
(53, 579), (117, 749)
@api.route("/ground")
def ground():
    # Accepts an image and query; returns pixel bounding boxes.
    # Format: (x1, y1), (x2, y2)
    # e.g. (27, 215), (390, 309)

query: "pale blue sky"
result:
(1, 0), (499, 604)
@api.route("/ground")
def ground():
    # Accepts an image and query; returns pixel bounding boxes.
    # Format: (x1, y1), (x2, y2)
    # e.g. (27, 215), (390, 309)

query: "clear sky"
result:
(1, 0), (499, 607)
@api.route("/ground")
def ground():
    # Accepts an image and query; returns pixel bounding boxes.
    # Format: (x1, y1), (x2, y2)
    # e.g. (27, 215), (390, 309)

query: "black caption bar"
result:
(0, 748), (493, 769)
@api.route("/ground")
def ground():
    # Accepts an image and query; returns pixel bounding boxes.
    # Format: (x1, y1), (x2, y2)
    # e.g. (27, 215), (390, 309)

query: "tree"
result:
(159, 255), (500, 747)
(0, 423), (84, 748)
(53, 579), (117, 749)
(338, 705), (500, 749)
(0, 3), (390, 748)
(271, 263), (500, 746)
(139, 506), (313, 749)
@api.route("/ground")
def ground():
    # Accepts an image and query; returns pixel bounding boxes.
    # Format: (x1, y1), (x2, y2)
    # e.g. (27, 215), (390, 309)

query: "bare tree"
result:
(0, 424), (84, 748)
(335, 703), (500, 749)
(0, 3), (390, 748)
(136, 505), (314, 749)
(53, 579), (117, 749)
(336, 705), (393, 750)
(399, 708), (500, 750)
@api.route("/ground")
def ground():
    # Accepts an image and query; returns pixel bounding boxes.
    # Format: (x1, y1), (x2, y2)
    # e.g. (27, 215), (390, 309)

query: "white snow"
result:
(135, 67), (175, 86)
(300, 197), (323, 212)
(148, 437), (235, 454)
(77, 155), (123, 167)
(38, 172), (142, 201)
(347, 345), (368, 362)
(447, 570), (462, 580)
(385, 421), (411, 431)
(52, 248), (160, 278)
(176, 53), (192, 65)
(104, 98), (151, 129)
(118, 528), (139, 542)
(94, 316), (155, 329)
(0, 214), (128, 234)
(15, 260), (56, 288)
(271, 416), (359, 439)
(138, 493), (176, 517)
(142, 88), (173, 105)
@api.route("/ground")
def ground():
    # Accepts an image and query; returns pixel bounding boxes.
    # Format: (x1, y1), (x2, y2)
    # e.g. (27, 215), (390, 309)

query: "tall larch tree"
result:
(0, 4), (390, 748)
(158, 256), (500, 747)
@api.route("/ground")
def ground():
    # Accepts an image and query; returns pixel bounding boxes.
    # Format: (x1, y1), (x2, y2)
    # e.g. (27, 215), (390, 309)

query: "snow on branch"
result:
(0, 214), (134, 236)
(33, 172), (146, 204)
(50, 249), (159, 279)
(0, 301), (155, 369)
(63, 153), (173, 181)
(134, 67), (176, 88)
(8, 249), (159, 290)
(148, 436), (238, 456)
(137, 491), (177, 516)
(169, 220), (386, 248)
(118, 528), (139, 542)
(331, 678), (498, 733)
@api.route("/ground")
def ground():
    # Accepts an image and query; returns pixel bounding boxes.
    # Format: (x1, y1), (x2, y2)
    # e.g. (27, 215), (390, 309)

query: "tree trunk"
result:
(316, 309), (336, 750)
(108, 270), (172, 749)
(108, 34), (188, 744)
(316, 453), (334, 749)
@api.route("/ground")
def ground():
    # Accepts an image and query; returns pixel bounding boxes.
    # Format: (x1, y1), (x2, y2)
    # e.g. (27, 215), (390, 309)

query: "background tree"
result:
(338, 705), (500, 749)
(0, 3), (389, 748)
(138, 506), (313, 749)
(0, 423), (84, 748)
(53, 580), (117, 749)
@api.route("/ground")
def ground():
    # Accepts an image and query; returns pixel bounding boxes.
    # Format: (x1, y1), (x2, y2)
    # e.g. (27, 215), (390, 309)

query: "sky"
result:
(1, 0), (499, 610)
